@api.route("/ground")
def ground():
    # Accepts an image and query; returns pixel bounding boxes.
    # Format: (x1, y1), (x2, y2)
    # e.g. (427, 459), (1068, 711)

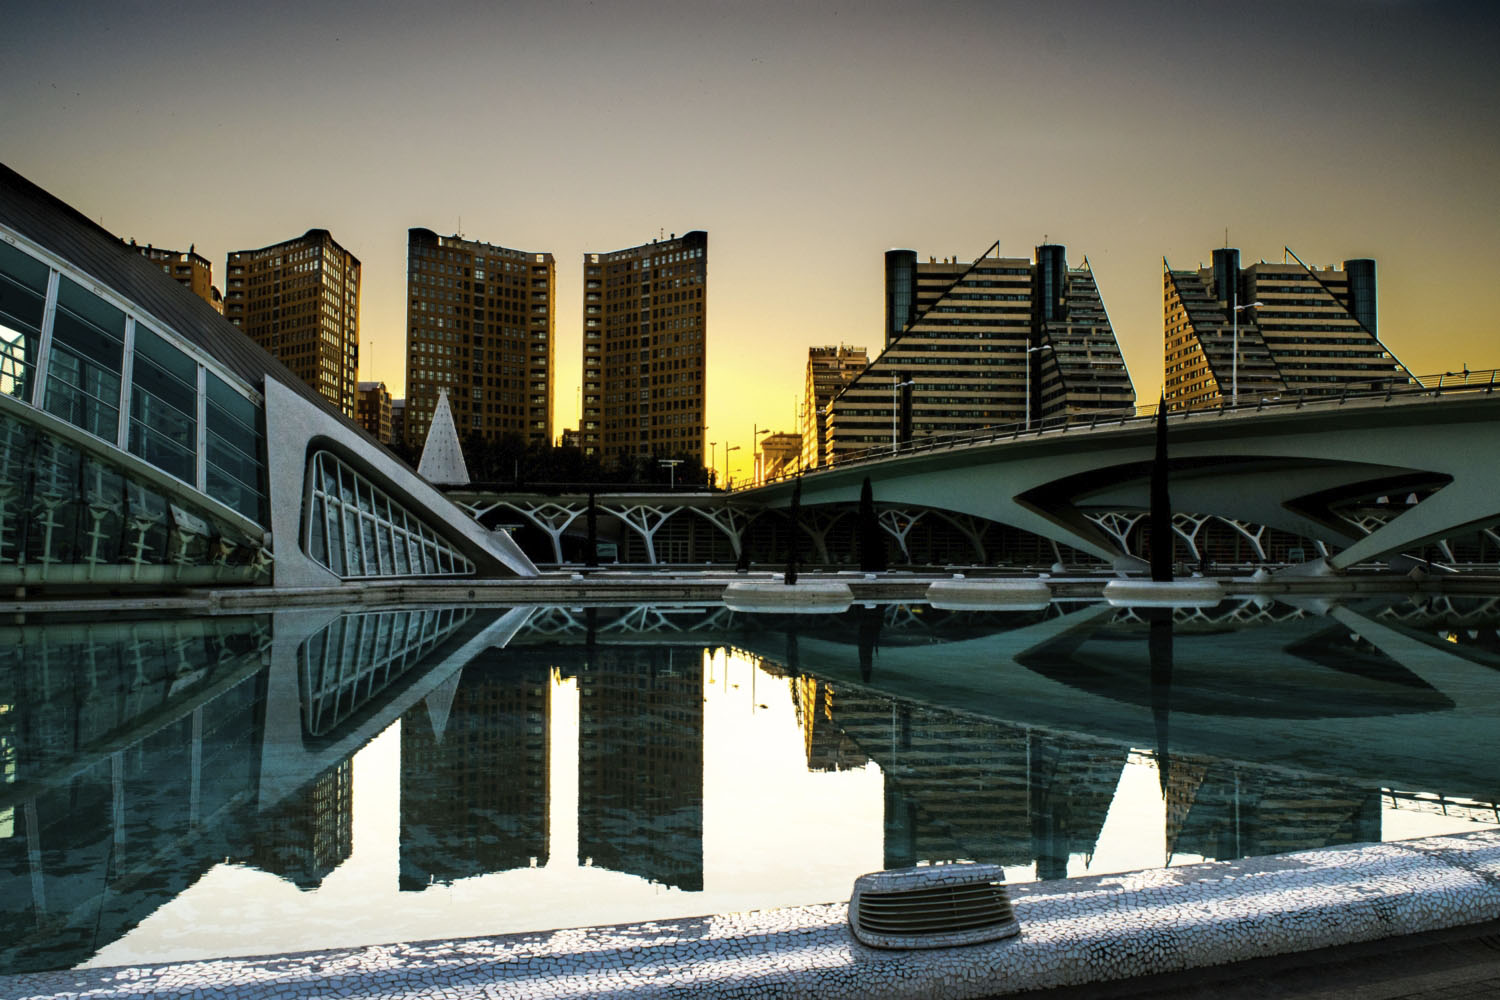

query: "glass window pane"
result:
(134, 326), (197, 387)
(130, 334), (197, 483)
(54, 278), (124, 370)
(376, 522), (393, 574)
(308, 496), (326, 565)
(204, 372), (266, 524)
(0, 245), (46, 405)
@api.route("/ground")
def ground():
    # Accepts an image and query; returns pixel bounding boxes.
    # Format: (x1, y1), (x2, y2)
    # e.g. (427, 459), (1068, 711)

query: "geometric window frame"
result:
(298, 607), (473, 739)
(302, 448), (474, 579)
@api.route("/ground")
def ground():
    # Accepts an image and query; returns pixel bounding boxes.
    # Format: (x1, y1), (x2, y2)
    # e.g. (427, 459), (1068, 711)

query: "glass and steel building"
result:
(0, 162), (537, 591)
(1163, 248), (1414, 412)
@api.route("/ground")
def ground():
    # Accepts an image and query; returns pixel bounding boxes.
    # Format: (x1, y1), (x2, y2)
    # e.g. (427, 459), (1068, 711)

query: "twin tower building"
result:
(220, 224), (1407, 476)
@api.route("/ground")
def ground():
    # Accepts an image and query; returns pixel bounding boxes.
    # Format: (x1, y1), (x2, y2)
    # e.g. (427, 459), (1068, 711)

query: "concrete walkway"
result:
(4, 831), (1498, 1000)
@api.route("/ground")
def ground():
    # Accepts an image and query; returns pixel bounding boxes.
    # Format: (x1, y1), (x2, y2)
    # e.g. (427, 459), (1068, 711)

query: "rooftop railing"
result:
(752, 368), (1500, 489)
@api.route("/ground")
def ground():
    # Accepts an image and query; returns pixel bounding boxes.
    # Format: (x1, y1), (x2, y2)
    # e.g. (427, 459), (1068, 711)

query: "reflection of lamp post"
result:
(1025, 343), (1053, 431)
(1231, 296), (1262, 407)
(724, 444), (740, 490)
(891, 375), (915, 454)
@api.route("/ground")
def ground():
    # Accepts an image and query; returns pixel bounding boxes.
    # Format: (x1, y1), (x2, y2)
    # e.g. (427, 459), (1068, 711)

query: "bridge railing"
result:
(753, 368), (1500, 488)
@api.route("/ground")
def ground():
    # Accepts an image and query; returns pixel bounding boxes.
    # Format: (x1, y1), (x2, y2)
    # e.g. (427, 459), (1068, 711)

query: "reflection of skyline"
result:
(4, 601), (1500, 976)
(577, 647), (704, 892)
(399, 655), (551, 890)
(792, 673), (1394, 877)
(247, 760), (353, 890)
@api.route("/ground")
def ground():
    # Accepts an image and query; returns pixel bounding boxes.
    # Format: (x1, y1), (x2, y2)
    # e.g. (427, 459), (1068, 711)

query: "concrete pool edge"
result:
(5, 830), (1499, 999)
(0, 568), (1488, 618)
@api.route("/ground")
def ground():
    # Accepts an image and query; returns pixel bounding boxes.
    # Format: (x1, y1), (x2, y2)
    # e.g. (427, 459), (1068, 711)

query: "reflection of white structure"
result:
(0, 163), (536, 589)
(258, 606), (534, 809)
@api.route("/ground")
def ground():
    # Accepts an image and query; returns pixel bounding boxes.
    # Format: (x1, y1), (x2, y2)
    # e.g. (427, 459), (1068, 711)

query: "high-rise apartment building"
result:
(825, 243), (1134, 463)
(225, 229), (360, 416)
(404, 229), (553, 454)
(136, 244), (222, 312)
(801, 344), (868, 470)
(1163, 249), (1411, 411)
(356, 380), (392, 444)
(581, 231), (706, 466)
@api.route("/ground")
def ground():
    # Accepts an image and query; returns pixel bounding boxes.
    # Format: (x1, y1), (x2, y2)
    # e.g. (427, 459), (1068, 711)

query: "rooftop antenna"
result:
(1224, 227), (1229, 248)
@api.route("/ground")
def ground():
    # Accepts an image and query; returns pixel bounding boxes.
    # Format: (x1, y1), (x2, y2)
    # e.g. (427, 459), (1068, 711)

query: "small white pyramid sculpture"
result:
(416, 388), (471, 486)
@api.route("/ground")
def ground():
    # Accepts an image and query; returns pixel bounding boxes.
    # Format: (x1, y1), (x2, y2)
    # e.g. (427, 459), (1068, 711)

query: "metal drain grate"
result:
(849, 863), (1020, 949)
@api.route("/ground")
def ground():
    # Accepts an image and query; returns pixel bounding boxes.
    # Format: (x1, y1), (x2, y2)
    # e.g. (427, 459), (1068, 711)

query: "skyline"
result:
(4, 0), (1497, 480)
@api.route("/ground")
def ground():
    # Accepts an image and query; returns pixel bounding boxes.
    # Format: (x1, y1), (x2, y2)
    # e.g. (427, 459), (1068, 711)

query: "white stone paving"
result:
(5, 830), (1499, 1000)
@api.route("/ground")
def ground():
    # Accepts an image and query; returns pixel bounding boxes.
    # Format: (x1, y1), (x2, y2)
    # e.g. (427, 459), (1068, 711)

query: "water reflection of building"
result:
(246, 760), (353, 889)
(791, 676), (868, 773)
(399, 658), (551, 890)
(1164, 756), (1381, 862)
(812, 686), (1039, 869)
(577, 647), (704, 891)
(796, 670), (1385, 877)
(0, 618), (268, 974)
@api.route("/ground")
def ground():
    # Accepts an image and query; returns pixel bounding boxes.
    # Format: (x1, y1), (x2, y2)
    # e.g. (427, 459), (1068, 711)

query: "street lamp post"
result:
(709, 441), (717, 489)
(724, 444), (740, 490)
(891, 375), (915, 454)
(659, 458), (682, 490)
(1025, 343), (1053, 431)
(1230, 295), (1263, 407)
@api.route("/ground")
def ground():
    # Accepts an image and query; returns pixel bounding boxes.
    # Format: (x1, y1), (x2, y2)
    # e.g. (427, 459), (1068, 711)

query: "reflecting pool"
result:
(3, 595), (1499, 974)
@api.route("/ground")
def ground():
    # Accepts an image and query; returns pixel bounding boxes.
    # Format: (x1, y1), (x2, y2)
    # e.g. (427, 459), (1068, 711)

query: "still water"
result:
(3, 596), (1499, 974)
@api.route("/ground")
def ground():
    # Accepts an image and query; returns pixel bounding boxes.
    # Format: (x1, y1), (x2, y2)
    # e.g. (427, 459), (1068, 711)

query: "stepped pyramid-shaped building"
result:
(825, 243), (1135, 463)
(1163, 248), (1413, 411)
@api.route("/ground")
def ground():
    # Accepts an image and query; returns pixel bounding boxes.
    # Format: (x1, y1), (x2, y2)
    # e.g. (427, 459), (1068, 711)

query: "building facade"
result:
(581, 231), (706, 466)
(404, 229), (554, 455)
(825, 243), (1134, 463)
(356, 380), (392, 444)
(758, 430), (802, 482)
(224, 229), (361, 417)
(136, 245), (222, 312)
(801, 344), (867, 470)
(1163, 249), (1412, 411)
(390, 397), (406, 451)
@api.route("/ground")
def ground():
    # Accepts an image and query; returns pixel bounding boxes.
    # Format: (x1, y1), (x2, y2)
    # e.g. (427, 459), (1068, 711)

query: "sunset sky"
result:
(3, 0), (1497, 480)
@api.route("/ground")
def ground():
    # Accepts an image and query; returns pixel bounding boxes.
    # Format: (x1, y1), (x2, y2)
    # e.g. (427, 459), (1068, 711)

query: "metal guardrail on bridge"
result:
(755, 368), (1500, 488)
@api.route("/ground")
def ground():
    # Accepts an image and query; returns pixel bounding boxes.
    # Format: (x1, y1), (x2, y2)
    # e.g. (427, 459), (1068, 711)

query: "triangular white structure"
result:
(417, 388), (470, 486)
(424, 668), (463, 744)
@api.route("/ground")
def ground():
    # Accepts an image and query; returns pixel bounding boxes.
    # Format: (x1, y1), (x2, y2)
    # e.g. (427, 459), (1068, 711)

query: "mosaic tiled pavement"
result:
(5, 831), (1500, 1000)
